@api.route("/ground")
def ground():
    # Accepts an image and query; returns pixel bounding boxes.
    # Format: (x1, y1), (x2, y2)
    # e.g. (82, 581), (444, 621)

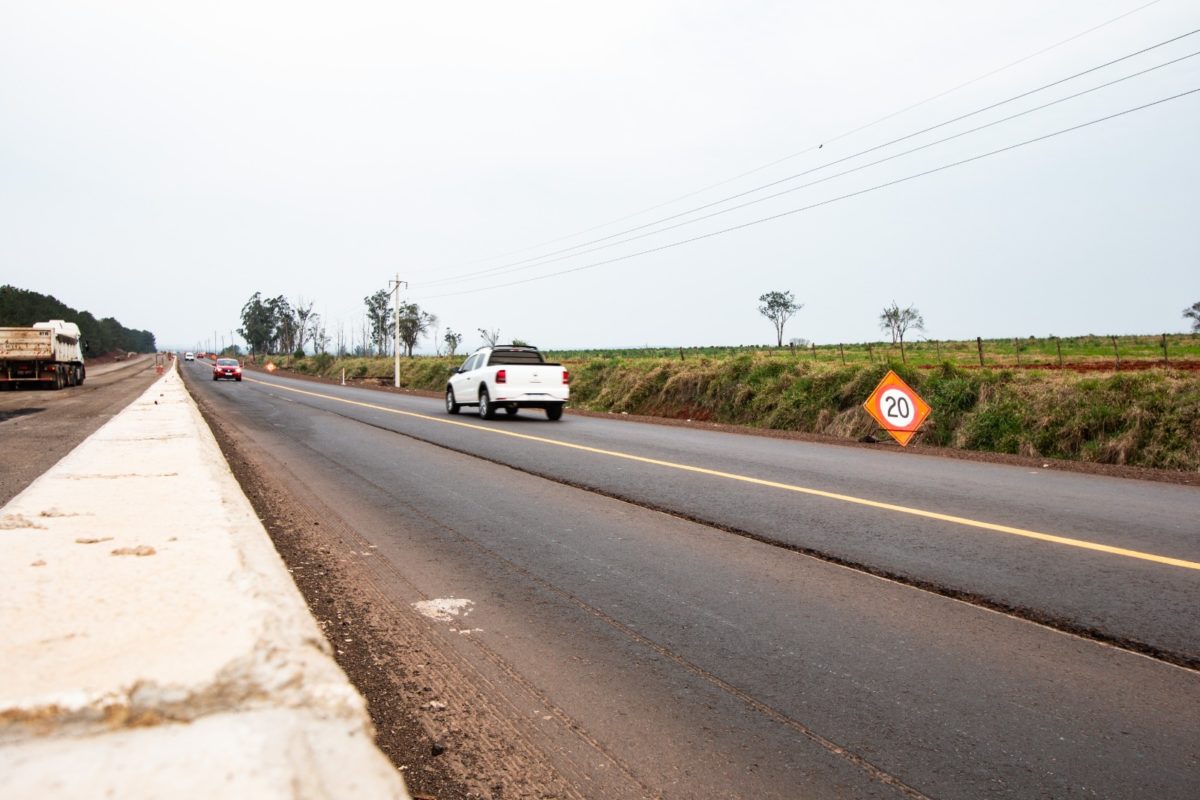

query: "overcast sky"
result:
(2, 1), (1197, 353)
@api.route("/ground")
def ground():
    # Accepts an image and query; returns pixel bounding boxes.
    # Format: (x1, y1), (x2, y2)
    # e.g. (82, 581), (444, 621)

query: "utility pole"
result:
(388, 275), (407, 388)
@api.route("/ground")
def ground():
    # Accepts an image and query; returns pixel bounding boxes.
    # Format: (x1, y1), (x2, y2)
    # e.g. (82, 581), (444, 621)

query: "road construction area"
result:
(0, 364), (408, 799)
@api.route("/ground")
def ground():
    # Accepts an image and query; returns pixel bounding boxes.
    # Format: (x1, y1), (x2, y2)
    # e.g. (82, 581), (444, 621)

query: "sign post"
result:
(863, 370), (931, 447)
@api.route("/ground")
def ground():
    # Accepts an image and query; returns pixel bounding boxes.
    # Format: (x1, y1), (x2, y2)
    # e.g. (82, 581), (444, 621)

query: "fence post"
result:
(976, 337), (984, 367)
(1056, 337), (1063, 368)
(868, 343), (874, 362)
(1162, 333), (1169, 365)
(679, 347), (685, 362)
(811, 342), (817, 361)
(935, 339), (941, 361)
(1110, 335), (1120, 368)
(839, 343), (846, 366)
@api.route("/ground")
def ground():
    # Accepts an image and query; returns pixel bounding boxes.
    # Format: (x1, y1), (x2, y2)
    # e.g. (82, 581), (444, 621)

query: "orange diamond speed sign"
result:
(863, 370), (931, 447)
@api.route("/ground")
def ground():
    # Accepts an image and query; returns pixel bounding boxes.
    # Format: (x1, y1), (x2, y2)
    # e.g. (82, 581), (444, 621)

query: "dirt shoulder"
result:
(0, 360), (160, 506)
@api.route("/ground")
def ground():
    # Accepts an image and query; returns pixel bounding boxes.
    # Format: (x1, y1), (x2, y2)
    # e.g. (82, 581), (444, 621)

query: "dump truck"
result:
(0, 320), (86, 389)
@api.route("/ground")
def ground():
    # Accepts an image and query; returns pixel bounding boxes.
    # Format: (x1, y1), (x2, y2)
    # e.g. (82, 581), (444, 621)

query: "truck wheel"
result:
(504, 406), (518, 417)
(446, 387), (462, 414)
(545, 404), (564, 421)
(478, 387), (496, 419)
(77, 366), (85, 386)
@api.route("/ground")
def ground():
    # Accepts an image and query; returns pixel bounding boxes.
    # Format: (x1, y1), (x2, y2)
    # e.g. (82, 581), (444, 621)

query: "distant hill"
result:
(0, 285), (156, 355)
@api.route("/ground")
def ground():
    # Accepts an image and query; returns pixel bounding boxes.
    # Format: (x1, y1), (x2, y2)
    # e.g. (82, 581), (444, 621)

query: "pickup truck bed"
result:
(446, 346), (569, 421)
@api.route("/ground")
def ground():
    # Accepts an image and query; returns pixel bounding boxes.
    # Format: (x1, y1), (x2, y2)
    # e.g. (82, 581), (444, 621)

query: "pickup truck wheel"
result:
(478, 388), (496, 419)
(445, 387), (461, 415)
(504, 406), (518, 417)
(545, 404), (564, 421)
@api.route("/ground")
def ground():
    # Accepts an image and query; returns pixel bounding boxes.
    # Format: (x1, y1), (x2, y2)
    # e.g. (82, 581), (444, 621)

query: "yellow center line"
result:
(248, 376), (1200, 571)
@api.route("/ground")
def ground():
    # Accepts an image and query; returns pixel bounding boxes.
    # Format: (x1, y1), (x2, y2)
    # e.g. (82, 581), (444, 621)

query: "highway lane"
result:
(186, 363), (1200, 798)
(235, 368), (1198, 665)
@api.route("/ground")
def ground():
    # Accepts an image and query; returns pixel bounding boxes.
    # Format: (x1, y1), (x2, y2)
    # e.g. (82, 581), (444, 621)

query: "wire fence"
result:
(545, 334), (1200, 370)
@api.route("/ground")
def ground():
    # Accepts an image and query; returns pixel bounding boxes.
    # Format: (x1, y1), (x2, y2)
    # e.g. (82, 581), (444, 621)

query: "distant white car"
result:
(446, 345), (569, 420)
(184, 352), (195, 361)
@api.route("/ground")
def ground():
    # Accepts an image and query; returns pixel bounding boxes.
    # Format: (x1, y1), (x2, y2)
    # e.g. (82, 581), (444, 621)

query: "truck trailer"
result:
(0, 320), (86, 389)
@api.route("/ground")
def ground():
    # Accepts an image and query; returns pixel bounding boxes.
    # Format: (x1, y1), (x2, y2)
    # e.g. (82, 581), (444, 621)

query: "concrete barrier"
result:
(0, 365), (409, 799)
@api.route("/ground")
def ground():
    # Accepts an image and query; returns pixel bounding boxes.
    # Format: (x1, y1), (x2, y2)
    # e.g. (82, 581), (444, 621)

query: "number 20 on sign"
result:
(863, 370), (931, 447)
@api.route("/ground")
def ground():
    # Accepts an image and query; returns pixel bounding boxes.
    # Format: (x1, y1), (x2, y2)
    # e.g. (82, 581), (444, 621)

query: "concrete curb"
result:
(0, 364), (410, 798)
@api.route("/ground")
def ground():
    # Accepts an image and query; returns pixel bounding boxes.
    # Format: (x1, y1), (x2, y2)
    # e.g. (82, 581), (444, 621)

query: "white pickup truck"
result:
(446, 345), (569, 420)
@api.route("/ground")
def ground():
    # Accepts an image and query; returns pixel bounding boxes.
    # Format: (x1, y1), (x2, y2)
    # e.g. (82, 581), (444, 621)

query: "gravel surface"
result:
(0, 357), (160, 505)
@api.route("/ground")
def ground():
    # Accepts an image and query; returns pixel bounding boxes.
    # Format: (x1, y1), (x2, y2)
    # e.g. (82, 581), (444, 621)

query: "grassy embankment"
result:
(265, 336), (1200, 472)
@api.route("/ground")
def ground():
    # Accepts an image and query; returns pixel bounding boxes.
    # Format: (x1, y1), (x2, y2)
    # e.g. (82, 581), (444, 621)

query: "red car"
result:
(212, 358), (242, 382)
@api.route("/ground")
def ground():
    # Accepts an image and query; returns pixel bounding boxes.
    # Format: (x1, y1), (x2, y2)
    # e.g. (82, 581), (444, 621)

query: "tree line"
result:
(0, 285), (157, 355)
(238, 291), (469, 358)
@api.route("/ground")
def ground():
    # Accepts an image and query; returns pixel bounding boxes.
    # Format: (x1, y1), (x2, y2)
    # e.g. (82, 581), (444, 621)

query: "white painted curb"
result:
(0, 364), (410, 799)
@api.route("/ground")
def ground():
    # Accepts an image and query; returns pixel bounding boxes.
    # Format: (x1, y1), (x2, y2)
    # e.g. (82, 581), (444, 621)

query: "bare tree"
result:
(879, 302), (925, 363)
(879, 305), (899, 344)
(310, 313), (330, 355)
(478, 327), (500, 347)
(757, 291), (802, 347)
(293, 297), (315, 354)
(431, 320), (443, 356)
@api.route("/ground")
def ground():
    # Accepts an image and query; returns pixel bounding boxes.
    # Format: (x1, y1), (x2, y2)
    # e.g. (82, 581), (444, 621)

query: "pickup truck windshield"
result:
(487, 350), (545, 365)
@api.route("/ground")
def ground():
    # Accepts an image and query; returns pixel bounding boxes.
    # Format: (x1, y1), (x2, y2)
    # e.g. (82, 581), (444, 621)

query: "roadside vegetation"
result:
(235, 288), (1200, 471)
(260, 336), (1200, 473)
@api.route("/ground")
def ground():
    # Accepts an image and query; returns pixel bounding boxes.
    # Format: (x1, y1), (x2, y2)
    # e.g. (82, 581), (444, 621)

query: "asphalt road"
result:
(186, 362), (1200, 799)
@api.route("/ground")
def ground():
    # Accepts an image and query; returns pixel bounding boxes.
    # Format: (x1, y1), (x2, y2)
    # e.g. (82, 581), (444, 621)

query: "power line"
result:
(414, 87), (1199, 301)
(419, 27), (1199, 288)
(422, 0), (1169, 275)
(416, 47), (1200, 289)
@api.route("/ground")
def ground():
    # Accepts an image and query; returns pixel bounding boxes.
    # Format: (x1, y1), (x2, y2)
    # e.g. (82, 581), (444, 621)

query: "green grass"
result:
(543, 333), (1200, 369)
